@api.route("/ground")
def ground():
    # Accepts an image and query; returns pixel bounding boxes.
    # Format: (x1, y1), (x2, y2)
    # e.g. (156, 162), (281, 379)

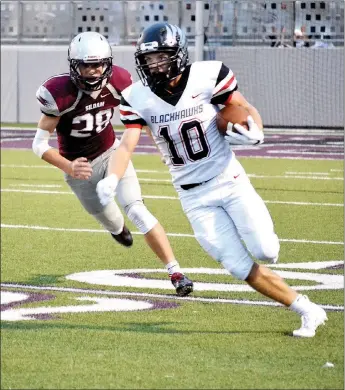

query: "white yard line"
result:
(2, 189), (73, 194)
(1, 224), (343, 245)
(1, 164), (166, 173)
(0, 188), (342, 207)
(265, 144), (343, 149)
(239, 155), (343, 161)
(137, 174), (344, 181)
(260, 200), (343, 207)
(9, 184), (62, 188)
(1, 189), (343, 207)
(1, 283), (342, 311)
(285, 172), (330, 175)
(267, 150), (343, 155)
(248, 174), (343, 181)
(2, 164), (343, 180)
(1, 164), (57, 169)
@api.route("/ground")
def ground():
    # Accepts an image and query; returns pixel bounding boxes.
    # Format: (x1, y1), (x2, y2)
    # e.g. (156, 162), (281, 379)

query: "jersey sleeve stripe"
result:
(119, 109), (137, 116)
(121, 118), (147, 126)
(213, 67), (234, 93)
(124, 123), (144, 129)
(120, 96), (146, 126)
(119, 103), (141, 115)
(210, 85), (238, 105)
(212, 75), (237, 98)
(120, 113), (143, 121)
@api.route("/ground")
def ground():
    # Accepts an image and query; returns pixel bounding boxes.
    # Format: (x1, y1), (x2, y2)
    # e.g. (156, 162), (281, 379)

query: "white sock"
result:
(165, 260), (181, 276)
(289, 294), (313, 315)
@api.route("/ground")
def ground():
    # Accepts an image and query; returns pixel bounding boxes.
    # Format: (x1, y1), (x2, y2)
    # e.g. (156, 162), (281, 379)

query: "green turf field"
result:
(1, 149), (344, 389)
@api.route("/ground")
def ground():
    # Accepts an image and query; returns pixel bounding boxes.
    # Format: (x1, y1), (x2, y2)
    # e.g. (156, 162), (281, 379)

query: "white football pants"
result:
(178, 155), (280, 280)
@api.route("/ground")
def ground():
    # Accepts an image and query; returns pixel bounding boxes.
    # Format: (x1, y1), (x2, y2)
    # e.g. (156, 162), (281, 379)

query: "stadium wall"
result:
(1, 45), (343, 128)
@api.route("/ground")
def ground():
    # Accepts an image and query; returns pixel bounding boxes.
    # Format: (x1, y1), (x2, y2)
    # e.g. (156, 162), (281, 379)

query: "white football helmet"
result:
(68, 31), (113, 91)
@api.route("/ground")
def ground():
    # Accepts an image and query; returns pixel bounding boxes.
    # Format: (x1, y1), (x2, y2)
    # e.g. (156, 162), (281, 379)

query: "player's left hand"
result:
(96, 174), (119, 206)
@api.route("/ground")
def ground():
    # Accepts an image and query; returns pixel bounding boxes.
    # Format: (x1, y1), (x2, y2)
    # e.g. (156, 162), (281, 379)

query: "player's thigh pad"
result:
(223, 179), (280, 262)
(114, 160), (157, 234)
(65, 174), (124, 234)
(184, 202), (254, 280)
(64, 153), (111, 215)
(114, 160), (143, 207)
(93, 202), (124, 235)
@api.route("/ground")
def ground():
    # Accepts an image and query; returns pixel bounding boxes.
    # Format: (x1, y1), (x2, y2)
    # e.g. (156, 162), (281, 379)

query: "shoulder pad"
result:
(36, 74), (79, 116)
(191, 61), (223, 81)
(121, 80), (141, 101)
(108, 65), (133, 94)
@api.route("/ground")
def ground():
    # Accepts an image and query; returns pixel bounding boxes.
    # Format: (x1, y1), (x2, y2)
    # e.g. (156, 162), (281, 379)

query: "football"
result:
(216, 105), (250, 135)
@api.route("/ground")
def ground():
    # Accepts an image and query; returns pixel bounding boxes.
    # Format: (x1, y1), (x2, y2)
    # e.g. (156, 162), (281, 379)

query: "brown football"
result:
(216, 105), (250, 135)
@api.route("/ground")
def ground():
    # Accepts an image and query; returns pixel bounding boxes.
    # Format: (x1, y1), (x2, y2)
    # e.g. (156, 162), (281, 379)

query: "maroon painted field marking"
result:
(1, 129), (343, 160)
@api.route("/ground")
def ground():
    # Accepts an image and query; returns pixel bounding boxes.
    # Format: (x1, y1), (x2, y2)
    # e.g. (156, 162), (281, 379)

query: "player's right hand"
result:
(225, 116), (264, 145)
(96, 174), (119, 206)
(68, 157), (93, 180)
(233, 116), (264, 145)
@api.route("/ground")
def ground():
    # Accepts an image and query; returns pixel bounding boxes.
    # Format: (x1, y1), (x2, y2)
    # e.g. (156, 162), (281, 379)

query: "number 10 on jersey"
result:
(159, 119), (210, 165)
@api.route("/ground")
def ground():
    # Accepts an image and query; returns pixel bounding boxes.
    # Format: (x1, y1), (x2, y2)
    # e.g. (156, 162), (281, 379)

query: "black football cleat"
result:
(171, 272), (194, 297)
(111, 225), (133, 247)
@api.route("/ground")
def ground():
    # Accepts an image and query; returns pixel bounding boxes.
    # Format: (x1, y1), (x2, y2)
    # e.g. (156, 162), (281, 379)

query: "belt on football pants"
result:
(180, 177), (214, 190)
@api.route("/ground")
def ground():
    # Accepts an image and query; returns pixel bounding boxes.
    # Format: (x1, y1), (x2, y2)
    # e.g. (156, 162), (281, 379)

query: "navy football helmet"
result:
(135, 23), (189, 91)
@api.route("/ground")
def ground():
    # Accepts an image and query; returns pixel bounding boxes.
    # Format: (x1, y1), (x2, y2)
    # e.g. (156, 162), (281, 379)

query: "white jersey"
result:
(120, 61), (238, 189)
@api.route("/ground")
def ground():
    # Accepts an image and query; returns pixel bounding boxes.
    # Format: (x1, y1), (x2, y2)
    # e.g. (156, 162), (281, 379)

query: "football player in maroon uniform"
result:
(33, 31), (193, 296)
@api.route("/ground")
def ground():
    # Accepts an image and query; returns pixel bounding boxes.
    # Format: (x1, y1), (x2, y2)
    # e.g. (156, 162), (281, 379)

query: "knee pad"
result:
(92, 202), (124, 235)
(251, 233), (280, 263)
(125, 201), (158, 234)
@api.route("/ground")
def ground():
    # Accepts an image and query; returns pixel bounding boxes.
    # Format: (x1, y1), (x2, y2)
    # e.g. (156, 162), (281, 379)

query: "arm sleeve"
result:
(210, 63), (238, 105)
(119, 96), (147, 128)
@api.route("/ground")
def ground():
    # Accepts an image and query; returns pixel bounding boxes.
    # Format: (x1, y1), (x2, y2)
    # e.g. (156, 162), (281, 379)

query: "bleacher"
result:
(1, 0), (343, 47)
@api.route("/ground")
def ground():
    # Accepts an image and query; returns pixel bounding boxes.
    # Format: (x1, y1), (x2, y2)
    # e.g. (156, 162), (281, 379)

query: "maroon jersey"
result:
(36, 65), (132, 160)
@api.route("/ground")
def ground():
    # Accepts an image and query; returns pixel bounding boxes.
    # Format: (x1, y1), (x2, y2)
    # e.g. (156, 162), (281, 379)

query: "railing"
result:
(1, 1), (344, 46)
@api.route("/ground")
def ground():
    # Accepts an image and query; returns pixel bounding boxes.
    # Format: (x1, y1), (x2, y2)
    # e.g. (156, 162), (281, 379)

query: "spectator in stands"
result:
(293, 27), (310, 48)
(268, 26), (291, 48)
(267, 26), (279, 47)
(311, 35), (335, 49)
(203, 30), (216, 60)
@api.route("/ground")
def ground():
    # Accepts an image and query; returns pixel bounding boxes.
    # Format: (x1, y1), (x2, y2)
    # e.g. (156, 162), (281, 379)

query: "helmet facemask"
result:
(136, 48), (188, 92)
(68, 32), (113, 92)
(69, 58), (112, 92)
(135, 23), (189, 92)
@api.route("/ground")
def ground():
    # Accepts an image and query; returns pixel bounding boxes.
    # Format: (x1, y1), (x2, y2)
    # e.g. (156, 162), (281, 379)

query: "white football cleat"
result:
(293, 300), (328, 338)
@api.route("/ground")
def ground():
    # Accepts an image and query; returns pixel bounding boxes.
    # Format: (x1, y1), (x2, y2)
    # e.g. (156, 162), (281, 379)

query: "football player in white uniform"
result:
(96, 23), (327, 337)
(33, 31), (193, 297)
